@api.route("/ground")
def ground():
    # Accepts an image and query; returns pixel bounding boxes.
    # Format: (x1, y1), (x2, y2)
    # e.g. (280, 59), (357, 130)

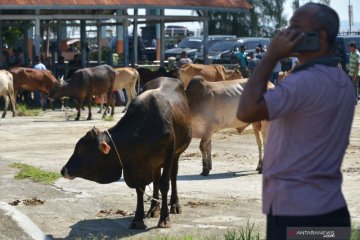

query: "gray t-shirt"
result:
(263, 62), (355, 216)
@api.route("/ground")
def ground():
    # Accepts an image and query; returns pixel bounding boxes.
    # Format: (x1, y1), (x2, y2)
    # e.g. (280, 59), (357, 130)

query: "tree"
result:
(208, 0), (287, 37)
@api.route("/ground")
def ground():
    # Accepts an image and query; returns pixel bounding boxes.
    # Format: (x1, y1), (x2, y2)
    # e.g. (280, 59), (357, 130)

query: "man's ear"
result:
(99, 141), (111, 155)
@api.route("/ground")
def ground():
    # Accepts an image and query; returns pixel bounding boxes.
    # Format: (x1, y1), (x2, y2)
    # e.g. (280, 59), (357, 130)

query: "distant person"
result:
(33, 56), (47, 109)
(248, 52), (260, 76)
(56, 56), (66, 79)
(236, 45), (248, 77)
(348, 41), (360, 102)
(237, 3), (354, 240)
(176, 51), (192, 69)
(255, 47), (262, 60)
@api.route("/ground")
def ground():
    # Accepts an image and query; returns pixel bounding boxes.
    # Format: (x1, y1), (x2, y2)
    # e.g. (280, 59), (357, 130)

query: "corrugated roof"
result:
(0, 0), (252, 11)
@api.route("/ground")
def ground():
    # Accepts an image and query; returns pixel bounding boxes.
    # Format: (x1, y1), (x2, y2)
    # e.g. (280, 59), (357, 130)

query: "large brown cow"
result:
(186, 76), (272, 176)
(60, 77), (192, 229)
(0, 70), (16, 118)
(179, 63), (243, 88)
(49, 65), (116, 121)
(9, 67), (57, 109)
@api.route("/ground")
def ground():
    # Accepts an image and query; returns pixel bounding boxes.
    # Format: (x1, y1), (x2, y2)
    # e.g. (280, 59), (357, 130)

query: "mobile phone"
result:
(292, 32), (320, 52)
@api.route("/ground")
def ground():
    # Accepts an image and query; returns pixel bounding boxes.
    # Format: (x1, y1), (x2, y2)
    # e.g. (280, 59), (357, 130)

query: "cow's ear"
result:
(99, 141), (111, 155)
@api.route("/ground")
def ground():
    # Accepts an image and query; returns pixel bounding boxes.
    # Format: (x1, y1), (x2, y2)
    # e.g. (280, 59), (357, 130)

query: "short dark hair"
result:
(305, 3), (339, 47)
(349, 41), (357, 49)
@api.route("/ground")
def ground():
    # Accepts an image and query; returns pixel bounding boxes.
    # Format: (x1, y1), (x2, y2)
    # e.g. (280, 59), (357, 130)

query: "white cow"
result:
(186, 76), (272, 176)
(0, 70), (16, 118)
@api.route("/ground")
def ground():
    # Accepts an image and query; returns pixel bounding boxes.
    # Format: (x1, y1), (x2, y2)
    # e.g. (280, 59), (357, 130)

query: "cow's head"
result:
(49, 77), (66, 99)
(61, 127), (122, 184)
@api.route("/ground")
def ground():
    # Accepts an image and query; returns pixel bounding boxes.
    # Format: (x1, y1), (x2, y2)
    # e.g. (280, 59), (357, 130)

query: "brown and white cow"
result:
(179, 63), (243, 88)
(9, 67), (57, 109)
(49, 65), (116, 120)
(60, 77), (192, 229)
(186, 76), (272, 176)
(0, 70), (16, 118)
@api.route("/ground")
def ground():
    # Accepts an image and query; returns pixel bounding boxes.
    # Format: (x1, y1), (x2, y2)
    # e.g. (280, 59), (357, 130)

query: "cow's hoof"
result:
(147, 205), (160, 218)
(257, 168), (262, 174)
(97, 110), (102, 114)
(200, 169), (210, 176)
(170, 204), (182, 214)
(87, 117), (92, 120)
(129, 221), (146, 229)
(157, 219), (171, 228)
(74, 118), (80, 121)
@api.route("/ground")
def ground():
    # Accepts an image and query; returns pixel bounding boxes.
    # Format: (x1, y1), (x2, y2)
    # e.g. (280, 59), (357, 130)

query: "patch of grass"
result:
(16, 103), (42, 116)
(102, 115), (114, 121)
(224, 222), (260, 240)
(10, 163), (61, 184)
(352, 228), (360, 240)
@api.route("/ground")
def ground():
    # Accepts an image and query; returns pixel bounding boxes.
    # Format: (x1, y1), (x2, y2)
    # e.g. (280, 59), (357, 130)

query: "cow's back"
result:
(113, 67), (139, 90)
(186, 77), (248, 137)
(74, 65), (116, 95)
(0, 70), (13, 94)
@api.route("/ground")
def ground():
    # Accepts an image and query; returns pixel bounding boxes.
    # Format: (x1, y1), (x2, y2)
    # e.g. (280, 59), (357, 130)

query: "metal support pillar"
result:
(133, 9), (138, 66)
(123, 10), (129, 67)
(0, 20), (2, 68)
(203, 11), (209, 64)
(80, 19), (86, 67)
(160, 9), (165, 67)
(34, 10), (41, 59)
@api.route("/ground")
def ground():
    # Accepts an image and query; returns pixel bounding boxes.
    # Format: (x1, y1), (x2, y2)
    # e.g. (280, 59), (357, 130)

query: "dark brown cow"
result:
(61, 77), (192, 229)
(9, 67), (57, 109)
(49, 64), (116, 120)
(137, 67), (177, 91)
(186, 76), (271, 176)
(179, 63), (243, 88)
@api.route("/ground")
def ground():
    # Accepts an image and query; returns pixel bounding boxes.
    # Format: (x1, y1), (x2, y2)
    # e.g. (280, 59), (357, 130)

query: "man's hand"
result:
(267, 29), (304, 60)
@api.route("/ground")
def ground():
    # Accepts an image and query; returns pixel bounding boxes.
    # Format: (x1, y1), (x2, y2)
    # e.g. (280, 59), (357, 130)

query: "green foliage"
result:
(3, 27), (23, 48)
(16, 103), (42, 116)
(209, 0), (287, 37)
(10, 163), (61, 185)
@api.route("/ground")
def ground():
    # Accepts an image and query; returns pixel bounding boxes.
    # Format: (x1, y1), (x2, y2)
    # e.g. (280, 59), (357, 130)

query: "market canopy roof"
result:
(0, 0), (252, 12)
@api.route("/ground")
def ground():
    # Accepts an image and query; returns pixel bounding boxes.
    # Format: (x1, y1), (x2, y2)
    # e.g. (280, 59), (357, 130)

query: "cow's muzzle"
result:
(61, 167), (75, 180)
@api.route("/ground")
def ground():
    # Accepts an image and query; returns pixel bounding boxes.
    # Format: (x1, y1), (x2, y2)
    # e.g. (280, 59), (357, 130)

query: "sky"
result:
(283, 0), (360, 30)
(164, 0), (360, 33)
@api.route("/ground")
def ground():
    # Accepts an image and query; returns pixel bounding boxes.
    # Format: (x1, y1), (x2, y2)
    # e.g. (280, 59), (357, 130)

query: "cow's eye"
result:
(76, 146), (86, 154)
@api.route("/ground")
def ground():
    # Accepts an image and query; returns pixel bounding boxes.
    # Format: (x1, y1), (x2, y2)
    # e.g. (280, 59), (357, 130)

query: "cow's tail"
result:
(135, 70), (141, 94)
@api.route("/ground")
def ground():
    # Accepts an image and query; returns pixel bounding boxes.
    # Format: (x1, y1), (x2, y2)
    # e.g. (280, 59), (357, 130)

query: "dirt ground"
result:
(0, 106), (359, 240)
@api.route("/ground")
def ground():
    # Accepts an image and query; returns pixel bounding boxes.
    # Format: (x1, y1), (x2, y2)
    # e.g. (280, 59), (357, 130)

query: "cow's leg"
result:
(157, 146), (174, 228)
(75, 99), (83, 121)
(146, 169), (161, 218)
(2, 95), (9, 118)
(170, 154), (181, 214)
(8, 87), (17, 117)
(86, 97), (92, 120)
(252, 122), (263, 173)
(199, 135), (212, 176)
(129, 187), (147, 229)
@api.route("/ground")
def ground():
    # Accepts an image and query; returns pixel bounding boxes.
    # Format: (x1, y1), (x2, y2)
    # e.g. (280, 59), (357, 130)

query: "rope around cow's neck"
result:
(104, 130), (123, 168)
(104, 130), (161, 213)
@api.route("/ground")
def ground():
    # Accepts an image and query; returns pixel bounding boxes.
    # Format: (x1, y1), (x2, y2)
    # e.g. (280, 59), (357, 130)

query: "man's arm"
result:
(237, 30), (303, 123)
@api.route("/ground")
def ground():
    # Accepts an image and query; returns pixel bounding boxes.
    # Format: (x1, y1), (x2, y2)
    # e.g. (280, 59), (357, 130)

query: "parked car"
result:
(165, 35), (236, 61)
(165, 25), (194, 37)
(207, 37), (270, 64)
(333, 33), (360, 71)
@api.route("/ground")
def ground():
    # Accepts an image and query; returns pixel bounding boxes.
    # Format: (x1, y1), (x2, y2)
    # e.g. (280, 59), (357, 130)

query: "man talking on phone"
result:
(237, 3), (355, 240)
